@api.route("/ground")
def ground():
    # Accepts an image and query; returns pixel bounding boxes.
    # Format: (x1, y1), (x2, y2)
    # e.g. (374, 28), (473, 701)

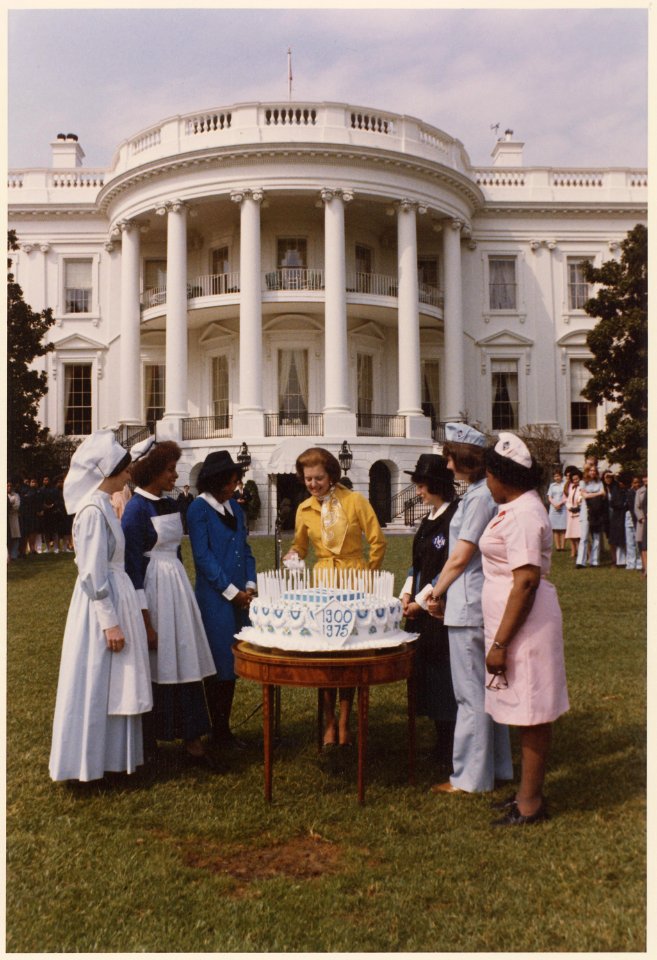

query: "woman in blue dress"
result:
(187, 451), (257, 749)
(122, 439), (217, 768)
(547, 469), (567, 552)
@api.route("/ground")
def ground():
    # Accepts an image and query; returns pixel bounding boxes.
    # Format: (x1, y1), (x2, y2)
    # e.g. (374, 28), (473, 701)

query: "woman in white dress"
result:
(122, 438), (217, 768)
(49, 430), (153, 783)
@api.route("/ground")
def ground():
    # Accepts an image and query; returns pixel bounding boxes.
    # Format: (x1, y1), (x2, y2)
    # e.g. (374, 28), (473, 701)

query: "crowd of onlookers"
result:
(546, 457), (647, 575)
(6, 475), (74, 560)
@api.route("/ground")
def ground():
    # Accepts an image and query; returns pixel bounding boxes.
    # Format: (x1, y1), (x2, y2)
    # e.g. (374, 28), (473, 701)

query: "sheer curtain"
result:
(489, 259), (516, 310)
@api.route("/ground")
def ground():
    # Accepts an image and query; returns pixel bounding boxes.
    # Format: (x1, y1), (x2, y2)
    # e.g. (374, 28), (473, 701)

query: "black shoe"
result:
(491, 800), (549, 826)
(213, 731), (248, 751)
(489, 792), (517, 810)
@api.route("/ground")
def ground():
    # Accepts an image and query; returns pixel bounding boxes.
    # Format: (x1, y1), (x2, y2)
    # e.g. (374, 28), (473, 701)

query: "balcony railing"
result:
(357, 413), (406, 437)
(347, 273), (398, 297)
(264, 413), (324, 437)
(264, 268), (325, 291)
(182, 415), (233, 440)
(142, 273), (442, 310)
(189, 273), (240, 297)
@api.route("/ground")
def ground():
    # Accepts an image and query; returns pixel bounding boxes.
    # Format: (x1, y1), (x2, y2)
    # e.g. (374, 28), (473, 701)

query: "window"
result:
(418, 257), (438, 287)
(277, 238), (307, 268)
(64, 364), (92, 435)
(144, 260), (167, 306)
(211, 355), (230, 426)
(568, 259), (590, 310)
(355, 244), (373, 293)
(489, 257), (517, 310)
(144, 364), (166, 429)
(491, 359), (519, 429)
(278, 350), (308, 423)
(421, 360), (440, 428)
(211, 246), (229, 276)
(570, 359), (596, 430)
(65, 260), (92, 313)
(357, 353), (373, 427)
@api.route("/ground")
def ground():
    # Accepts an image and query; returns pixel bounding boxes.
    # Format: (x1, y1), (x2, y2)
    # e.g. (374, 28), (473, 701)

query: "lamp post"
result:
(338, 440), (353, 478)
(237, 442), (252, 472)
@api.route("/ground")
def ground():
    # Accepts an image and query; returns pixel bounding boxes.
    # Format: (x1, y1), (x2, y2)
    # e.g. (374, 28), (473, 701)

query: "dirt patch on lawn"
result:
(155, 830), (345, 892)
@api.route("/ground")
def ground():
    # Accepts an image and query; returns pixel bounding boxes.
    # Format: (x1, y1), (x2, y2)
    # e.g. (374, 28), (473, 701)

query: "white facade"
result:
(8, 102), (647, 531)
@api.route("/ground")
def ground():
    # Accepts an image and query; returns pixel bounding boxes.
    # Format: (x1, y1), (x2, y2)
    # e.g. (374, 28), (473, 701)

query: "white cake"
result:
(236, 569), (418, 652)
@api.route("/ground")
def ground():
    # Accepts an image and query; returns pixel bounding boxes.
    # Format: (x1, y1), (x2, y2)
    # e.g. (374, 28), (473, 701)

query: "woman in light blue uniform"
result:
(426, 423), (513, 794)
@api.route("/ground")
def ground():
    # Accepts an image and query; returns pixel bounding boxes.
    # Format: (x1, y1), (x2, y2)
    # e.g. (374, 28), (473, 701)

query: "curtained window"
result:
(491, 359), (519, 429)
(278, 349), (308, 423)
(212, 355), (229, 425)
(65, 260), (92, 313)
(64, 364), (92, 435)
(489, 257), (517, 310)
(355, 245), (373, 293)
(144, 364), (166, 429)
(421, 360), (440, 428)
(570, 359), (596, 430)
(357, 353), (373, 426)
(277, 238), (307, 290)
(568, 259), (590, 310)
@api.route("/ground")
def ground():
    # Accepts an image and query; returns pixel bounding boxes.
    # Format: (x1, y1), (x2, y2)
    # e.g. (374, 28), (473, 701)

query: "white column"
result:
(160, 201), (189, 433)
(118, 221), (142, 425)
(443, 218), (466, 422)
(397, 199), (430, 438)
(322, 188), (356, 436)
(231, 188), (265, 437)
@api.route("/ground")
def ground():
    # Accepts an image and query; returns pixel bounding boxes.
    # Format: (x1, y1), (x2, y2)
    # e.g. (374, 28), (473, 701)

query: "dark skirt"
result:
(148, 680), (211, 742)
(407, 612), (457, 723)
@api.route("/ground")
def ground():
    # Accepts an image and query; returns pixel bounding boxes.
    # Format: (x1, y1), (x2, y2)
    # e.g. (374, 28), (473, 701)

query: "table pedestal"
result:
(233, 640), (416, 805)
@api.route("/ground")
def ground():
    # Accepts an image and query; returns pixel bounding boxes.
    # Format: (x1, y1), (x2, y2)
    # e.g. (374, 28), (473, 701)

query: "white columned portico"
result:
(442, 218), (466, 422)
(231, 188), (265, 437)
(397, 199), (431, 439)
(321, 187), (357, 436)
(118, 220), (142, 425)
(157, 200), (189, 439)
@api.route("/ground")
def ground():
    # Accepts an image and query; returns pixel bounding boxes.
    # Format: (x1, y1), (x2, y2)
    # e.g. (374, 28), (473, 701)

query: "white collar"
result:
(135, 486), (161, 502)
(200, 491), (233, 515)
(427, 501), (450, 521)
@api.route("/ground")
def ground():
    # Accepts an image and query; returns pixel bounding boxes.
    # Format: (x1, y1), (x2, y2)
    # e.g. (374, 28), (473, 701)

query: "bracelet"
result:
(492, 641), (507, 650)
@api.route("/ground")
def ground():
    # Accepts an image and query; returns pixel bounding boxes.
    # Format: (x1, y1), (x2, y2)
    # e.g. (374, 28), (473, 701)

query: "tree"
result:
(7, 230), (56, 471)
(581, 224), (647, 474)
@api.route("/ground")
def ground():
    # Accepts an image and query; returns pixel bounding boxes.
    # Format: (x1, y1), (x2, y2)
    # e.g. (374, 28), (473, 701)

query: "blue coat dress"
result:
(187, 494), (257, 680)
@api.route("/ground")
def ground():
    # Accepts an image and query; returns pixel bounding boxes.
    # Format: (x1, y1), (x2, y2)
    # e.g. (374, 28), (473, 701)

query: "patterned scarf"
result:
(319, 486), (348, 555)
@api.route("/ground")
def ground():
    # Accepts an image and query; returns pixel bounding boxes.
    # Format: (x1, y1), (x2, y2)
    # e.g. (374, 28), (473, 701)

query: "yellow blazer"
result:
(291, 484), (386, 570)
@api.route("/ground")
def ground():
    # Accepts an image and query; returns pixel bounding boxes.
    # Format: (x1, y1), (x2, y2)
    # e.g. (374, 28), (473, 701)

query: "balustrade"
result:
(357, 413), (406, 437)
(113, 424), (150, 448)
(264, 268), (324, 291)
(189, 272), (240, 297)
(182, 416), (233, 440)
(264, 413), (324, 437)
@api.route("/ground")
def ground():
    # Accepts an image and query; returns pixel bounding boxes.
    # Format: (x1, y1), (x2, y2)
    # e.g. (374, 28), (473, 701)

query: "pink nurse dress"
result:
(480, 489), (570, 726)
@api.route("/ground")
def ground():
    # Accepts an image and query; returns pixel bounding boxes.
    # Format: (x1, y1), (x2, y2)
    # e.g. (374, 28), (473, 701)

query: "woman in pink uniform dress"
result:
(481, 433), (569, 826)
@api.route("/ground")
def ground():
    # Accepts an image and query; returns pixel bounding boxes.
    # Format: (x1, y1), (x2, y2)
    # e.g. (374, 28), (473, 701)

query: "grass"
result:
(6, 536), (647, 952)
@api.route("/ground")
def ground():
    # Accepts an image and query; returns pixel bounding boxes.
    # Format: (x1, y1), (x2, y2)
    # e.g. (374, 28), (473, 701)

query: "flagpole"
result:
(288, 47), (292, 101)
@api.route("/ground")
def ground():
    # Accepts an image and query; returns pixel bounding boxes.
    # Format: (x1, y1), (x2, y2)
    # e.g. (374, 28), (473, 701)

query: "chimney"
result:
(491, 129), (524, 167)
(50, 133), (85, 169)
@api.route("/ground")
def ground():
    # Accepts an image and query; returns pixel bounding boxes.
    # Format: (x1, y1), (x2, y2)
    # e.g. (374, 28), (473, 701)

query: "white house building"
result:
(8, 101), (647, 531)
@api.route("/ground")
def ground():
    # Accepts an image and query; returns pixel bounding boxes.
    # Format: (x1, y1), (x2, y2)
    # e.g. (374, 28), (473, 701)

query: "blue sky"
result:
(7, 7), (649, 171)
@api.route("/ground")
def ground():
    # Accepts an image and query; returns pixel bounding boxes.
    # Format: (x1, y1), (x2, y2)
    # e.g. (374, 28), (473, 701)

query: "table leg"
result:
(262, 683), (274, 802)
(407, 674), (416, 785)
(357, 685), (369, 805)
(274, 685), (282, 741)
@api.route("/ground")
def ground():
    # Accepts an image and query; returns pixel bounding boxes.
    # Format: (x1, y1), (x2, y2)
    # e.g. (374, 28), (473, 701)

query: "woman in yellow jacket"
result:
(284, 447), (386, 747)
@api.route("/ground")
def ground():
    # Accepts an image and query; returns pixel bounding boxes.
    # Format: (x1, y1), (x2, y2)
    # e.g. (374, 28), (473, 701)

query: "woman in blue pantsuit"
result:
(187, 450), (257, 749)
(426, 423), (513, 794)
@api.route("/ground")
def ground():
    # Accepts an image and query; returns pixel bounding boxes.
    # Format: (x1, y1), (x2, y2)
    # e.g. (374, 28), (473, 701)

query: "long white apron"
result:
(143, 512), (216, 684)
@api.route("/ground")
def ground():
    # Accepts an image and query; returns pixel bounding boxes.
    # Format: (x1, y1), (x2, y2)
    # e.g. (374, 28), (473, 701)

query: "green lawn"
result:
(6, 536), (647, 952)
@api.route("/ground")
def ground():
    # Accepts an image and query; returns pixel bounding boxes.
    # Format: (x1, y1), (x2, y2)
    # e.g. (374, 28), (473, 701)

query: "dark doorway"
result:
(369, 461), (391, 526)
(275, 473), (306, 531)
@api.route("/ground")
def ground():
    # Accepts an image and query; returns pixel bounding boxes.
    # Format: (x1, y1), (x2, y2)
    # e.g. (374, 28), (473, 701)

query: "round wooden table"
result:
(233, 639), (417, 805)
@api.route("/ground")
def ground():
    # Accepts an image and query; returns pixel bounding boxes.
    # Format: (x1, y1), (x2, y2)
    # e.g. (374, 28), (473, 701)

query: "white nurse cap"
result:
(63, 428), (128, 514)
(494, 432), (532, 469)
